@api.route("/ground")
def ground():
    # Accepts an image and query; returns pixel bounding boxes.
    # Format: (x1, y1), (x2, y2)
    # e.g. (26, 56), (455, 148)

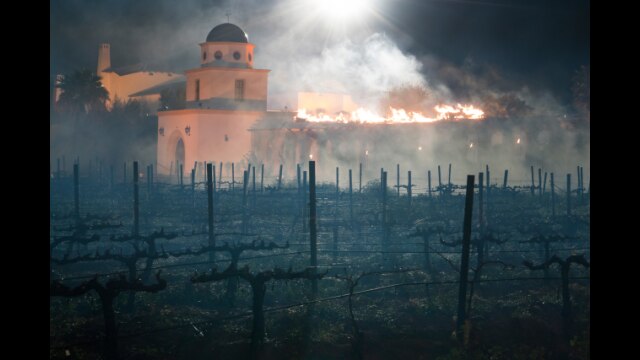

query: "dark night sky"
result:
(389, 0), (589, 99)
(50, 0), (589, 105)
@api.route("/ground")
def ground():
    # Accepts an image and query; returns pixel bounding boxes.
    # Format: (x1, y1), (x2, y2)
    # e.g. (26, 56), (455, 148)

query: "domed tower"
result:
(158, 23), (270, 177)
(184, 23), (269, 111)
(200, 23), (254, 68)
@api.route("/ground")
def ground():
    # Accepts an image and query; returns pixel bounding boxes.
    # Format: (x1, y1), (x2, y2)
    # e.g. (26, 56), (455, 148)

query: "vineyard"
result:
(50, 160), (590, 360)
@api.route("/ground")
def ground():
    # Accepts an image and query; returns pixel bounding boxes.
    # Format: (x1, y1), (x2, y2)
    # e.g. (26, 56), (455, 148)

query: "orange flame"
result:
(296, 104), (484, 124)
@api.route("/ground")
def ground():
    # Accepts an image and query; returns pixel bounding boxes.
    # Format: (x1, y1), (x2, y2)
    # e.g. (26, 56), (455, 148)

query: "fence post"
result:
(212, 165), (217, 199)
(438, 165), (442, 196)
(349, 169), (353, 225)
(302, 170), (308, 233)
(537, 168), (542, 197)
(297, 164), (301, 194)
(530, 166), (535, 195)
(207, 164), (215, 262)
(191, 168), (195, 208)
(397, 164), (400, 197)
(133, 161), (139, 237)
(242, 170), (249, 233)
(579, 166), (584, 203)
(577, 166), (581, 200)
(551, 173), (556, 218)
(382, 171), (388, 265)
(359, 162), (363, 193)
(74, 164), (80, 225)
(566, 174), (571, 216)
(309, 161), (318, 297)
(407, 170), (412, 208)
(456, 175), (475, 339)
(219, 162), (223, 190)
(478, 172), (484, 263)
(486, 165), (490, 195)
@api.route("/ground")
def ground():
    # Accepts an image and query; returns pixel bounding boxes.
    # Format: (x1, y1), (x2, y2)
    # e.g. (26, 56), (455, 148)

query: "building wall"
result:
(95, 43), (175, 113)
(185, 67), (269, 106)
(157, 109), (264, 176)
(100, 71), (175, 112)
(297, 92), (359, 115)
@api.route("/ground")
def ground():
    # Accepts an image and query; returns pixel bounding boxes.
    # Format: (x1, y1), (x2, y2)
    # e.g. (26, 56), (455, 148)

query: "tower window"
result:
(195, 79), (200, 101)
(248, 53), (252, 62)
(235, 80), (245, 101)
(233, 51), (241, 60)
(214, 51), (222, 60)
(203, 52), (207, 60)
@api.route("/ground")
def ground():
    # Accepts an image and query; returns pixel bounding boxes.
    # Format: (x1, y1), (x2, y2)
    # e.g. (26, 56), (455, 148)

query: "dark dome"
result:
(206, 23), (248, 43)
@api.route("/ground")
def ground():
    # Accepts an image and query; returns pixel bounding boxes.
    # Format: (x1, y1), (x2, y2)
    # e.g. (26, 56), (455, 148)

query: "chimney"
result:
(97, 43), (111, 74)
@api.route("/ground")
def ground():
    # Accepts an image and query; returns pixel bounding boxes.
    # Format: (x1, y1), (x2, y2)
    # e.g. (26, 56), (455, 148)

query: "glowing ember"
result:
(296, 104), (484, 124)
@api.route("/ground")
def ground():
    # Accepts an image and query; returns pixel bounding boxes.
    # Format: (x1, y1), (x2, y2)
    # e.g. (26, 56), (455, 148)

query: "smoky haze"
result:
(50, 0), (589, 186)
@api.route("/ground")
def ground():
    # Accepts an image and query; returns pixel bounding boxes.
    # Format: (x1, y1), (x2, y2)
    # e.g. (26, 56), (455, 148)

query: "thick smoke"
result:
(268, 33), (427, 110)
(51, 0), (589, 186)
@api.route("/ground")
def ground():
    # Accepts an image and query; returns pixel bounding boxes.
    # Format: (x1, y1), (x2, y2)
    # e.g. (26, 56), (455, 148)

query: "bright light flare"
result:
(517, 138), (521, 144)
(469, 143), (473, 149)
(309, 154), (313, 159)
(314, 0), (370, 21)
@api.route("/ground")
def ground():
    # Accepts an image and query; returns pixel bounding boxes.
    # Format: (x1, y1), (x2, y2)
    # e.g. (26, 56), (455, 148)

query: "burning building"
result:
(145, 23), (484, 180)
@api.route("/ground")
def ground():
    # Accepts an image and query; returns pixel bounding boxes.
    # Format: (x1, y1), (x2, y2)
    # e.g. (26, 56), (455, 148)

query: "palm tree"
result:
(55, 69), (110, 160)
(57, 69), (109, 115)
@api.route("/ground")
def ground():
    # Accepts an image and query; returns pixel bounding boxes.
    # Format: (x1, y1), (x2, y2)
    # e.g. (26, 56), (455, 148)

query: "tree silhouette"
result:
(57, 69), (109, 115)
